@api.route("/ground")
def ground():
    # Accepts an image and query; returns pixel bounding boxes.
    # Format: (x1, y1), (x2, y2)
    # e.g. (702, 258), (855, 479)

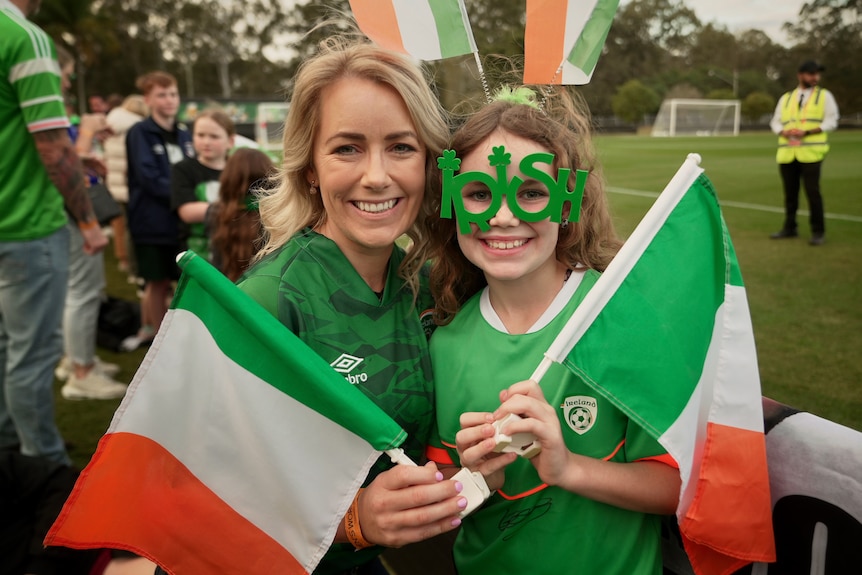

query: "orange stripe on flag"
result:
(349, 0), (406, 54)
(524, 0), (568, 84)
(680, 422), (775, 574)
(45, 433), (304, 575)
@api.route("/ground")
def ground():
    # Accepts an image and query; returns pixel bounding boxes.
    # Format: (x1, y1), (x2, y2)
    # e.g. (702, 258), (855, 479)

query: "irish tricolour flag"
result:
(532, 154), (776, 574)
(45, 252), (410, 574)
(524, 0), (620, 84)
(349, 0), (476, 61)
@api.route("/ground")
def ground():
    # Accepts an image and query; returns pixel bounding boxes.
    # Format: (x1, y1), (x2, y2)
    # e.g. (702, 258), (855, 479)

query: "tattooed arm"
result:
(32, 128), (108, 254)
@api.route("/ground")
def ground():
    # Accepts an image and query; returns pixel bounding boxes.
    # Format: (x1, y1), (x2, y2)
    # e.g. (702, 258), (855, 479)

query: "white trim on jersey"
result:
(10, 57), (61, 83)
(479, 270), (587, 335)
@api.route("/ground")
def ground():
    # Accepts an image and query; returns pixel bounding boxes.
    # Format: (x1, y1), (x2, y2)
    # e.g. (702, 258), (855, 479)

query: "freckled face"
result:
(309, 77), (426, 259)
(193, 116), (233, 167)
(456, 129), (561, 284)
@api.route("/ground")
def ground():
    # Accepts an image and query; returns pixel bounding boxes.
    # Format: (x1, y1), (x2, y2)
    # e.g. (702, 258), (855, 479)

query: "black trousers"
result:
(778, 160), (825, 234)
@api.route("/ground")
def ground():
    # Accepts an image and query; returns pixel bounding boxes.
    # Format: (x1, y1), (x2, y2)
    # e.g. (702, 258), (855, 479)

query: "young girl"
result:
(208, 147), (273, 281)
(171, 108), (235, 258)
(427, 87), (681, 574)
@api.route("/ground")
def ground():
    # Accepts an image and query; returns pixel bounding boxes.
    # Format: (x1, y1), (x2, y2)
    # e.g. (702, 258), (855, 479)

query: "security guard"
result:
(769, 60), (840, 245)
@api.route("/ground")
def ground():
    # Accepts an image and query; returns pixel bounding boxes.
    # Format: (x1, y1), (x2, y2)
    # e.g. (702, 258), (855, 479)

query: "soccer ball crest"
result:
(563, 395), (598, 435)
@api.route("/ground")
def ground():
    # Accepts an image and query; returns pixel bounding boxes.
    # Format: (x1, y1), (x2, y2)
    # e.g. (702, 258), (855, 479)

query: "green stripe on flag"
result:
(563, 174), (725, 437)
(172, 251), (408, 452)
(567, 0), (620, 75)
(721, 216), (745, 288)
(429, 0), (475, 58)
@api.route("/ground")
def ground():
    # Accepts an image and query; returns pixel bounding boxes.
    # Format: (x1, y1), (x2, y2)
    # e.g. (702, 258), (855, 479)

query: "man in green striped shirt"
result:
(0, 0), (107, 464)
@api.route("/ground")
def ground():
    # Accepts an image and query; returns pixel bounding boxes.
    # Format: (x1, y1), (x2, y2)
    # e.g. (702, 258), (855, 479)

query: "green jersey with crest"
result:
(429, 269), (671, 575)
(237, 229), (436, 575)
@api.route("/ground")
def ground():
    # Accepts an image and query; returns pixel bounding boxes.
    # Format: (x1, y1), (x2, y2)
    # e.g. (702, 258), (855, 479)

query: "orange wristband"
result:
(344, 488), (373, 550)
(77, 218), (99, 231)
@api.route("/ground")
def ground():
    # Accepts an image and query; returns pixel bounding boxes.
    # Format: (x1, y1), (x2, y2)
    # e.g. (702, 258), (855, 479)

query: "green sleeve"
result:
(236, 274), (282, 318)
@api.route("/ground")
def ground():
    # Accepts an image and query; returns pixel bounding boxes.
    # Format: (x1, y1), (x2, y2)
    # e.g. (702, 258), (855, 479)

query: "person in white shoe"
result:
(1, 0), (107, 465)
(54, 46), (127, 401)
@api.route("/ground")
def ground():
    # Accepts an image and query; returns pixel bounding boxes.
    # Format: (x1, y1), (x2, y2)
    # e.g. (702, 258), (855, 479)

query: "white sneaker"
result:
(61, 370), (128, 400)
(119, 327), (155, 352)
(55, 356), (121, 381)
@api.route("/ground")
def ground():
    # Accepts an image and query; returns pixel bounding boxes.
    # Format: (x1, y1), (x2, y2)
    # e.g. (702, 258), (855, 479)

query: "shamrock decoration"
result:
(488, 146), (511, 168)
(438, 145), (587, 234)
(437, 149), (461, 171)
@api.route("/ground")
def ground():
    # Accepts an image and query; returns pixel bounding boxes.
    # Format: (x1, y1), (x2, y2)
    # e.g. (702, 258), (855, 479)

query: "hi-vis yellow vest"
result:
(776, 87), (830, 164)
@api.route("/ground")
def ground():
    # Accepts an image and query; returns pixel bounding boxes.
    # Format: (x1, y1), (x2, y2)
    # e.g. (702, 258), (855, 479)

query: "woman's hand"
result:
(456, 412), (517, 492)
(356, 461), (465, 548)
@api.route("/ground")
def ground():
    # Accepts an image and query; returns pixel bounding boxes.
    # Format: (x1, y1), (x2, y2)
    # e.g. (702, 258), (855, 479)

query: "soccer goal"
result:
(651, 99), (741, 137)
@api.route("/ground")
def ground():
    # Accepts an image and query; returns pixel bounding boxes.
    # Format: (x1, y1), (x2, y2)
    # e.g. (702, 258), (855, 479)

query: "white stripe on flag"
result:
(660, 272), (765, 515)
(560, 2), (596, 84)
(115, 308), (380, 570)
(710, 285), (764, 431)
(393, 0), (442, 60)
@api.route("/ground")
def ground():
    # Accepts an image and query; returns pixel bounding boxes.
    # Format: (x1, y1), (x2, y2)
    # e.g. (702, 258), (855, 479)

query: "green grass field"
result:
(596, 130), (862, 434)
(55, 130), (862, 469)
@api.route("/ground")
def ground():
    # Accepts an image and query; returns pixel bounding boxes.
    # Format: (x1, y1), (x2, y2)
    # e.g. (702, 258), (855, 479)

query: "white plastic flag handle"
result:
(385, 449), (491, 518)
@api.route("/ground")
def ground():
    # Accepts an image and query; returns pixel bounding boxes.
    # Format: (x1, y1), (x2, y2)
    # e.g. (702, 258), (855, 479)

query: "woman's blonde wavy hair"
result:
(255, 36), (450, 300)
(428, 86), (622, 325)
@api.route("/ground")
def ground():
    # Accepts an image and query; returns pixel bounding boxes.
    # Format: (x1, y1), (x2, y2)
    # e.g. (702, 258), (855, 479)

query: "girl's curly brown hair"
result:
(210, 148), (274, 282)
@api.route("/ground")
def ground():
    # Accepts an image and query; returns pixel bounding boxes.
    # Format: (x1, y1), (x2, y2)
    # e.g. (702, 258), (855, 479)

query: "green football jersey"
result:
(238, 229), (436, 574)
(430, 270), (669, 575)
(1, 4), (68, 240)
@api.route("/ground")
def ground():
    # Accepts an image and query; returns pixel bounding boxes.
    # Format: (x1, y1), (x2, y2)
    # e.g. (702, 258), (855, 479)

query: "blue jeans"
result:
(63, 220), (106, 366)
(0, 226), (71, 464)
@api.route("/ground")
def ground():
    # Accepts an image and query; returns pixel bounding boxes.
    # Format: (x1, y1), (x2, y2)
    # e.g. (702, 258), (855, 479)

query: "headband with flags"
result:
(348, 0), (476, 61)
(524, 0), (621, 85)
(349, 0), (620, 86)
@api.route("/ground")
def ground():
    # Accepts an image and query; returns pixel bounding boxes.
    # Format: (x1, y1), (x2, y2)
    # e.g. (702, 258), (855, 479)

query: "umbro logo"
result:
(330, 353), (368, 385)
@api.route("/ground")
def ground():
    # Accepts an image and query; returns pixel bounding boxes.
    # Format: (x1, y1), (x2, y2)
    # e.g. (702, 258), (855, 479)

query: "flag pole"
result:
(386, 448), (418, 466)
(530, 153), (705, 385)
(473, 51), (492, 104)
(494, 154), (704, 457)
(453, 0), (491, 104)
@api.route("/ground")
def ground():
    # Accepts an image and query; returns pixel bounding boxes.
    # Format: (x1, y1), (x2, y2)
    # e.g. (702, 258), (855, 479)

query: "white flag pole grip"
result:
(385, 449), (491, 518)
(489, 354), (555, 458)
(385, 448), (418, 466)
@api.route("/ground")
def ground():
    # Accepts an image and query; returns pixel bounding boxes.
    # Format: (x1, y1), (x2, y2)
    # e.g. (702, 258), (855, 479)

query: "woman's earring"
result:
(560, 218), (569, 229)
(309, 180), (318, 194)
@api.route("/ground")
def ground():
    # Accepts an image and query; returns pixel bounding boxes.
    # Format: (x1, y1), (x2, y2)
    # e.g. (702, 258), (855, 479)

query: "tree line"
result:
(36, 0), (861, 127)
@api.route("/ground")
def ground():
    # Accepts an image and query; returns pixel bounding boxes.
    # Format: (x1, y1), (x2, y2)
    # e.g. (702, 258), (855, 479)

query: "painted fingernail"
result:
(451, 518), (462, 527)
(435, 471), (444, 481)
(454, 481), (463, 493)
(458, 497), (468, 509)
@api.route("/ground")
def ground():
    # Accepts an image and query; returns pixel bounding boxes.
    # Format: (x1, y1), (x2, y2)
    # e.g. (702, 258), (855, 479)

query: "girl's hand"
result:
(495, 380), (681, 514)
(495, 380), (572, 487)
(456, 412), (517, 492)
(357, 461), (465, 548)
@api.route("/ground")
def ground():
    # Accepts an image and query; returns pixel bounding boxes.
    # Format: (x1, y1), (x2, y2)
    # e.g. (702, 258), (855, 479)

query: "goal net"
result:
(651, 99), (741, 137)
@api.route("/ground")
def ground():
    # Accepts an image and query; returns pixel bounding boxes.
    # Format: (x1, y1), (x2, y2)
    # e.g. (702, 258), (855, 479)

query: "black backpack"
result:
(96, 296), (141, 352)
